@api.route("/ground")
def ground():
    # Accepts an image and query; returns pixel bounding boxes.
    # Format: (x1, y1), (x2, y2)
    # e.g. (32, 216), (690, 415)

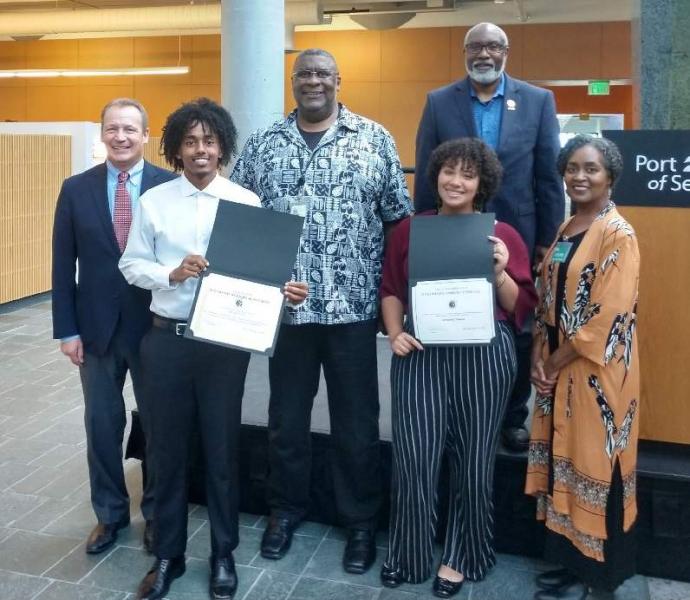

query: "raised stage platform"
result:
(129, 336), (690, 583)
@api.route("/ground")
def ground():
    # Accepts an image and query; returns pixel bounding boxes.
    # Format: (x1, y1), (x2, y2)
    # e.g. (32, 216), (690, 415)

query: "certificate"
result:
(408, 213), (496, 346)
(184, 201), (304, 356)
(188, 274), (285, 353)
(411, 278), (495, 345)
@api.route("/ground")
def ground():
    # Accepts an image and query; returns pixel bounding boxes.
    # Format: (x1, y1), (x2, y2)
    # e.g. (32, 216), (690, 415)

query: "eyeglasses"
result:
(292, 69), (338, 81)
(464, 42), (508, 55)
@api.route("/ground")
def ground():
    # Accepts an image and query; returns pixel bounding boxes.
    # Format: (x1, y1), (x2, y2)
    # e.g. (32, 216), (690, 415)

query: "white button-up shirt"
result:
(119, 173), (260, 320)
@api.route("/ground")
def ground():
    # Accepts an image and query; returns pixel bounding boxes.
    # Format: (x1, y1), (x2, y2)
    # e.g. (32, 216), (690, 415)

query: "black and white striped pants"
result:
(385, 321), (517, 583)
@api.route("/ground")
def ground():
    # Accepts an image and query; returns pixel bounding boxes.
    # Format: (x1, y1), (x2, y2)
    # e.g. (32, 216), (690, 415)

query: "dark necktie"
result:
(113, 171), (132, 252)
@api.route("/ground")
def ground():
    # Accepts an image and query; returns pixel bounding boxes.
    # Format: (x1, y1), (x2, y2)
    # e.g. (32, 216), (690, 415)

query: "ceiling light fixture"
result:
(0, 66), (190, 79)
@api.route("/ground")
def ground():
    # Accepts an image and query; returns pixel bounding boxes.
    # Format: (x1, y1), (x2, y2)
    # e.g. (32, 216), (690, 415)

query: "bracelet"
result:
(496, 272), (507, 289)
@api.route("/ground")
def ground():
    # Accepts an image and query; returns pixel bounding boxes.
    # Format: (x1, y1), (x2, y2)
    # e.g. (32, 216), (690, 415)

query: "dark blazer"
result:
(414, 74), (564, 255)
(52, 161), (176, 356)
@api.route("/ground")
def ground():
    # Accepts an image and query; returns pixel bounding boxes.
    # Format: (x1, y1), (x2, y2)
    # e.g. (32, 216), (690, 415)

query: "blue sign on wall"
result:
(603, 130), (690, 208)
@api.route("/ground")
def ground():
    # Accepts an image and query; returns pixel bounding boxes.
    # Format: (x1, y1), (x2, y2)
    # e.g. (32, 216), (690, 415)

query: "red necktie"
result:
(113, 171), (132, 253)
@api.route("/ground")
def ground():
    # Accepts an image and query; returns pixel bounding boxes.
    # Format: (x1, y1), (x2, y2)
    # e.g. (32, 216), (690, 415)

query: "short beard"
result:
(467, 63), (504, 85)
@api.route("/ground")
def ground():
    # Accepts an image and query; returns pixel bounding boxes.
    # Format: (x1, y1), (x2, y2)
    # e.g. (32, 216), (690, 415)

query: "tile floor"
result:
(0, 296), (687, 600)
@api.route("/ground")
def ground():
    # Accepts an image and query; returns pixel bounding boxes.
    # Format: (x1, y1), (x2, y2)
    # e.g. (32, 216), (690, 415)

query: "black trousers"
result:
(140, 326), (250, 559)
(80, 322), (154, 524)
(267, 319), (382, 530)
(502, 324), (532, 429)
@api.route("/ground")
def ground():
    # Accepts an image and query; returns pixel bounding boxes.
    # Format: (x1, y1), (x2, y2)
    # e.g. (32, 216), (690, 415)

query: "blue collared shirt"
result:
(469, 73), (505, 150)
(106, 158), (145, 217)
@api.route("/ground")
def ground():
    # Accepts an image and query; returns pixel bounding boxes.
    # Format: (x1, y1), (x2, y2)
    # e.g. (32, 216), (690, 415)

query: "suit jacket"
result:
(52, 160), (176, 356)
(414, 74), (564, 255)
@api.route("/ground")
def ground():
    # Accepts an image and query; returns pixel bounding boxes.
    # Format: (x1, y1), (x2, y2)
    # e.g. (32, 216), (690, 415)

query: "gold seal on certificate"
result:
(411, 278), (495, 345)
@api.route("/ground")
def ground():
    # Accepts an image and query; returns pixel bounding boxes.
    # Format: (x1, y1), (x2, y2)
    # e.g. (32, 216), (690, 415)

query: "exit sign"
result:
(588, 80), (610, 95)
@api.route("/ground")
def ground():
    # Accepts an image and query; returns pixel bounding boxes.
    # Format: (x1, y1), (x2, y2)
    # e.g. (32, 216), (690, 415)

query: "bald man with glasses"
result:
(414, 22), (564, 453)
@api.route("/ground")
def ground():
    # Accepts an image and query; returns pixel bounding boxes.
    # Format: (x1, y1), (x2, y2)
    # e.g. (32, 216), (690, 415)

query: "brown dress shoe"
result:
(85, 516), (129, 554)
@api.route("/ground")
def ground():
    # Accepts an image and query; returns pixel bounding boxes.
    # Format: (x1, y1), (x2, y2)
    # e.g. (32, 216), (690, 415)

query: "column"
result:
(222, 0), (285, 159)
(638, 0), (690, 128)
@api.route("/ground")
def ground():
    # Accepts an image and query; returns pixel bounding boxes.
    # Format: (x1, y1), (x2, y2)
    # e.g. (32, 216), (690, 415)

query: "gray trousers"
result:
(79, 324), (154, 524)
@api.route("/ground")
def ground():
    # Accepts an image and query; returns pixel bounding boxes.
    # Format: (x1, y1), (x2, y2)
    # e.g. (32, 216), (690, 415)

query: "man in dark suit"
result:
(414, 23), (564, 451)
(52, 98), (175, 554)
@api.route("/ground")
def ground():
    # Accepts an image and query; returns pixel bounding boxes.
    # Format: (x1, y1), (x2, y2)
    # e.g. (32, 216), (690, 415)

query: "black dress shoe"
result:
(343, 529), (376, 574)
(136, 556), (185, 600)
(143, 520), (155, 554)
(501, 426), (530, 452)
(209, 555), (238, 599)
(432, 575), (464, 598)
(380, 563), (404, 588)
(536, 568), (580, 591)
(261, 515), (298, 560)
(85, 515), (130, 554)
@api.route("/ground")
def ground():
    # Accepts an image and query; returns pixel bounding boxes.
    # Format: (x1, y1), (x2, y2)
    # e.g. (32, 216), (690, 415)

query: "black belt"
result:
(152, 315), (187, 336)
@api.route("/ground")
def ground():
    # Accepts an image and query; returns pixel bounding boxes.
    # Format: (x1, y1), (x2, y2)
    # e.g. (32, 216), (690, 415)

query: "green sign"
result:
(588, 80), (610, 96)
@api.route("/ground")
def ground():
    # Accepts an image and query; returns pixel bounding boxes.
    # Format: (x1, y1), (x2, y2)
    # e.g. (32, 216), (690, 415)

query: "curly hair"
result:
(160, 98), (237, 172)
(557, 134), (623, 185)
(426, 138), (503, 211)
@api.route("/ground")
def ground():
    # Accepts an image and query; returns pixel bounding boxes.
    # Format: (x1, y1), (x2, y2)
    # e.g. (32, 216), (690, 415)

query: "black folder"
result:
(408, 213), (496, 345)
(185, 200), (304, 355)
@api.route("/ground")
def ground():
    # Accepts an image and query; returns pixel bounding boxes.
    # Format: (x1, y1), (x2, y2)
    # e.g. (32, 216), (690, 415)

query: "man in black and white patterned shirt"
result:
(232, 48), (412, 575)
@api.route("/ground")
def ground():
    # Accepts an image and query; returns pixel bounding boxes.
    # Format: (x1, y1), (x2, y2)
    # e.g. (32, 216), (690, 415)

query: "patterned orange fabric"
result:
(525, 203), (640, 562)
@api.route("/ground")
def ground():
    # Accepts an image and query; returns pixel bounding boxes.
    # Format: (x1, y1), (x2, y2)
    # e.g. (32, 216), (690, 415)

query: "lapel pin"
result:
(506, 99), (517, 111)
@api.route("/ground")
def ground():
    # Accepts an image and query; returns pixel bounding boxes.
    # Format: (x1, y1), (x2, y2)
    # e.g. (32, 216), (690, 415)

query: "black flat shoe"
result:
(536, 568), (580, 591)
(432, 575), (464, 598)
(261, 515), (298, 560)
(343, 529), (376, 574)
(380, 563), (404, 588)
(136, 556), (185, 600)
(209, 555), (238, 599)
(534, 583), (589, 600)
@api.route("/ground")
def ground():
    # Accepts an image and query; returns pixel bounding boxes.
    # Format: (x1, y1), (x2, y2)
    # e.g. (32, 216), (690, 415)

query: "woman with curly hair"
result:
(526, 135), (640, 600)
(379, 138), (537, 597)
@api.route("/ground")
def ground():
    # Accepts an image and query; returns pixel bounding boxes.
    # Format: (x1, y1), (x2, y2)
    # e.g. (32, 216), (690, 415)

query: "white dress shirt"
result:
(119, 173), (260, 320)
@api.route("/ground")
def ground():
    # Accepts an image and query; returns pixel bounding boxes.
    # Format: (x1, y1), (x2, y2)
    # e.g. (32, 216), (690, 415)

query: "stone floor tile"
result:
(42, 500), (99, 539)
(0, 490), (44, 526)
(11, 465), (63, 495)
(30, 422), (86, 446)
(243, 569), (299, 600)
(34, 580), (128, 600)
(28, 445), (82, 469)
(287, 576), (379, 600)
(647, 577), (690, 600)
(250, 533), (322, 575)
(0, 530), (80, 576)
(10, 497), (76, 532)
(0, 460), (39, 490)
(468, 564), (545, 600)
(302, 537), (385, 589)
(34, 464), (89, 500)
(0, 569), (50, 600)
(81, 546), (150, 593)
(0, 437), (56, 463)
(240, 512), (264, 528)
(43, 541), (115, 583)
(379, 583), (466, 600)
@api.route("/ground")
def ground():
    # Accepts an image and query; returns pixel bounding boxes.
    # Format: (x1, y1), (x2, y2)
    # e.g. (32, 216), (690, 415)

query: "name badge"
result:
(551, 241), (573, 263)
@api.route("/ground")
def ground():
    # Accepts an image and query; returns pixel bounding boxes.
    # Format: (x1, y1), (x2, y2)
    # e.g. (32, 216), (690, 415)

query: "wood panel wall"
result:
(621, 207), (690, 445)
(0, 21), (632, 159)
(0, 135), (70, 303)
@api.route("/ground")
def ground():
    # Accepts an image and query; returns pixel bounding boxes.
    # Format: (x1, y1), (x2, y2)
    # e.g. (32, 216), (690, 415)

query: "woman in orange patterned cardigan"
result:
(526, 135), (640, 600)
